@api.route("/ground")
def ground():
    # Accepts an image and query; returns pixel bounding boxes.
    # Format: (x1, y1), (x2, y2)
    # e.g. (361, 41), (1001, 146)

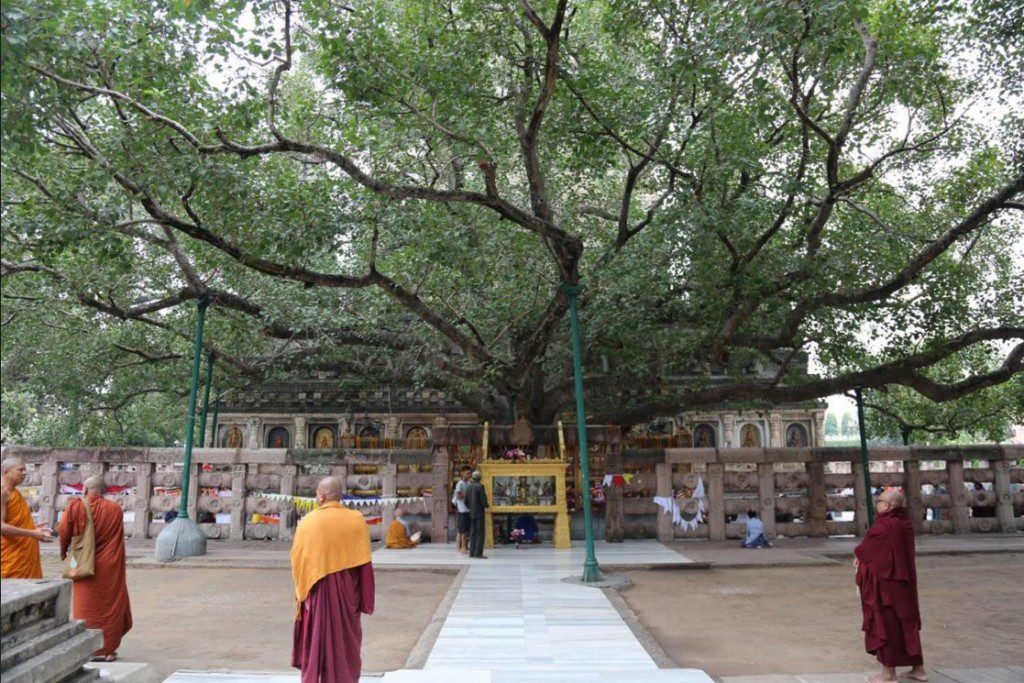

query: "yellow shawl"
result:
(290, 501), (372, 611)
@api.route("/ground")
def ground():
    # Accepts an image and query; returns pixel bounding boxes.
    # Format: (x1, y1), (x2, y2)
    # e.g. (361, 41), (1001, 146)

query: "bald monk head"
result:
(315, 476), (344, 505)
(83, 475), (107, 496)
(1, 458), (27, 486)
(876, 488), (905, 514)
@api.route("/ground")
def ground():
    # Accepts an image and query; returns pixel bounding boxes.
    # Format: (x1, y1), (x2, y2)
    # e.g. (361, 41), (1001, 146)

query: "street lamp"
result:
(854, 386), (875, 527)
(559, 282), (601, 583)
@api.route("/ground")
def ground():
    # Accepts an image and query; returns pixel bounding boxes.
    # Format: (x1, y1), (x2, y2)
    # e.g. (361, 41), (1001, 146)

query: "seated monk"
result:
(385, 507), (420, 549)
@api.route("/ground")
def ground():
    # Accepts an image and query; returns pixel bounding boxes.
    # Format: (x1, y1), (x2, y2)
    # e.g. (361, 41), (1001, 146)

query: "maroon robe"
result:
(854, 506), (923, 667)
(292, 562), (375, 683)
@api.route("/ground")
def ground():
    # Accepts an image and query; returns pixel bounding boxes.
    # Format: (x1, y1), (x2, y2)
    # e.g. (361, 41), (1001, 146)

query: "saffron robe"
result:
(1, 487), (43, 579)
(854, 506), (923, 667)
(384, 520), (417, 549)
(59, 495), (133, 656)
(291, 501), (375, 683)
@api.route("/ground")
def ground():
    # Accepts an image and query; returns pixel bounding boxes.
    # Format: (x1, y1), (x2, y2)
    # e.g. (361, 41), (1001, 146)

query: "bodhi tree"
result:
(1, 0), (1021, 432)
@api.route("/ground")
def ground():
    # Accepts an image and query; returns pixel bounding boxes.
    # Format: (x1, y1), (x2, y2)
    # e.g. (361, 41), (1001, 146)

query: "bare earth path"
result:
(618, 554), (1024, 678)
(42, 555), (454, 680)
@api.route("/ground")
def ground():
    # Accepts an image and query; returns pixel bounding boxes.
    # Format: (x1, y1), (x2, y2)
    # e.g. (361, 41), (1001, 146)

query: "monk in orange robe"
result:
(291, 476), (374, 683)
(384, 507), (420, 549)
(1, 457), (52, 578)
(59, 475), (133, 662)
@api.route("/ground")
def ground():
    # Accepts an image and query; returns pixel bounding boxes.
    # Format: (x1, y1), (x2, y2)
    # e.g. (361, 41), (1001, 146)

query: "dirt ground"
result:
(41, 555), (454, 679)
(618, 554), (1024, 677)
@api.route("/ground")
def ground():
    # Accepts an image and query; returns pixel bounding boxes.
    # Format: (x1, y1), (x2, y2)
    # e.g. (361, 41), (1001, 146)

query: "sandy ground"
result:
(618, 554), (1024, 677)
(41, 555), (455, 679)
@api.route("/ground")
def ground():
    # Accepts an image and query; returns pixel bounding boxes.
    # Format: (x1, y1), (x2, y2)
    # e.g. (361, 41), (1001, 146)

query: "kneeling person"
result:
(385, 507), (421, 549)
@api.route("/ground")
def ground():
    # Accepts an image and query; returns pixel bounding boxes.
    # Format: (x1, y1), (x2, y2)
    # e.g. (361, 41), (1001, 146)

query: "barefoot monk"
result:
(291, 476), (375, 683)
(58, 475), (133, 662)
(1, 458), (53, 578)
(854, 490), (929, 683)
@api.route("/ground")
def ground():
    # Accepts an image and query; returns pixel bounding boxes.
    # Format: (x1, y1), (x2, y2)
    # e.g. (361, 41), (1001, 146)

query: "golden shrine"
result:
(480, 420), (571, 549)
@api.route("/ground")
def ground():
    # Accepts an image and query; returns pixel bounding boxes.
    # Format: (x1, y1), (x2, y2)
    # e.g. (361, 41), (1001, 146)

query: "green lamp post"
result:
(559, 281), (602, 583)
(197, 351), (215, 450)
(854, 386), (875, 527)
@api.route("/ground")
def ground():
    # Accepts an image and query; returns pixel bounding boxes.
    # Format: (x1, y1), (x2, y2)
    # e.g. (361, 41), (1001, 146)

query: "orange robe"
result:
(59, 495), (133, 656)
(291, 501), (374, 683)
(1, 487), (43, 579)
(384, 520), (417, 549)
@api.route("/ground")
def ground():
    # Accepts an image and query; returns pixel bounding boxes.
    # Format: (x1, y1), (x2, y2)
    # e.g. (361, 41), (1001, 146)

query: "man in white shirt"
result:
(453, 466), (472, 556)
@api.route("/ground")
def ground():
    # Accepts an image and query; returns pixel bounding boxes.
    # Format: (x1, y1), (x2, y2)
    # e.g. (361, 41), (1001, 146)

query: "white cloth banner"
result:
(251, 492), (425, 508)
(652, 476), (706, 532)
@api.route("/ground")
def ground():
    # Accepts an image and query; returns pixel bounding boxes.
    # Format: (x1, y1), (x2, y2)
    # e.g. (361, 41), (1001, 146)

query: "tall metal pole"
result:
(178, 297), (209, 520)
(560, 282), (601, 582)
(197, 352), (215, 450)
(208, 389), (221, 448)
(854, 386), (875, 527)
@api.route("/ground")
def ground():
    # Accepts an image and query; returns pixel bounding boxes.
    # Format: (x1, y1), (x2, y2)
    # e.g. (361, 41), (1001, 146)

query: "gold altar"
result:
(479, 422), (571, 549)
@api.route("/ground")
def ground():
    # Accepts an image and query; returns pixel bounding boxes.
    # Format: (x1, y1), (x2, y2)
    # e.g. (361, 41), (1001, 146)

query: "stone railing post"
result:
(278, 465), (298, 542)
(381, 463), (398, 532)
(806, 460), (828, 537)
(852, 459), (870, 536)
(904, 459), (925, 533)
(229, 464), (247, 540)
(431, 446), (450, 543)
(655, 463), (674, 542)
(707, 462), (726, 541)
(992, 456), (1015, 532)
(946, 459), (969, 533)
(133, 462), (154, 539)
(757, 462), (776, 538)
(604, 446), (624, 542)
(293, 418), (307, 449)
(38, 460), (59, 530)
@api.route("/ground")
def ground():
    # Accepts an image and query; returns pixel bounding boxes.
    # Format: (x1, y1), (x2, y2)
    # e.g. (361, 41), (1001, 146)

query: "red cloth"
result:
(292, 562), (375, 683)
(58, 495), (133, 656)
(854, 507), (923, 667)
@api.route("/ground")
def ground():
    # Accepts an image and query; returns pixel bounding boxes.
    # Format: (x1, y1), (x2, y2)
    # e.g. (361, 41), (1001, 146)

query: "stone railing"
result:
(606, 444), (1024, 541)
(2, 446), (447, 544)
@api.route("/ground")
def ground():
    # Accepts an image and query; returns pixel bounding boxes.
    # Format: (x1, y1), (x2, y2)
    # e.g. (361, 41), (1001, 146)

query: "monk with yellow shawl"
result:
(384, 507), (420, 549)
(1, 457), (52, 578)
(291, 476), (375, 683)
(59, 476), (133, 661)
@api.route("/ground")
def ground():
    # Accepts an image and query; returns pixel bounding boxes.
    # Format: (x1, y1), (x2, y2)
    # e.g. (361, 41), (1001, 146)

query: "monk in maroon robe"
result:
(291, 476), (375, 683)
(854, 490), (928, 683)
(58, 475), (133, 661)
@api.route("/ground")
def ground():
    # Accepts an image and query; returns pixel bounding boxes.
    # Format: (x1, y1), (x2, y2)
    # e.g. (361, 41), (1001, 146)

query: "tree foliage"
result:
(1, 0), (1021, 440)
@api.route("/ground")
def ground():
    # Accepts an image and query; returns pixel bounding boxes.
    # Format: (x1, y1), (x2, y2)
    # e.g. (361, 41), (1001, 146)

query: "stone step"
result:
(3, 626), (103, 683)
(57, 667), (100, 683)
(84, 662), (161, 683)
(1, 580), (72, 639)
(0, 615), (63, 654)
(1, 621), (87, 670)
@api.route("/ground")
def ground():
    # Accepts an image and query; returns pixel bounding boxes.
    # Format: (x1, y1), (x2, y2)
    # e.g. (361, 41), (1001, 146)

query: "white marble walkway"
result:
(166, 541), (712, 683)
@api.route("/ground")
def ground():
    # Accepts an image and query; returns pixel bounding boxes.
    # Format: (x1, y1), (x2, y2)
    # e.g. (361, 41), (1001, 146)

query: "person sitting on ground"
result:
(741, 510), (771, 548)
(384, 507), (421, 549)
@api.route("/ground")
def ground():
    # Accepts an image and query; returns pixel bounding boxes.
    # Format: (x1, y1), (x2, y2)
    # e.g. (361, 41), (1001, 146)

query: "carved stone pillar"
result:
(229, 464), (247, 541)
(757, 463), (776, 538)
(655, 463), (674, 542)
(904, 460), (925, 534)
(133, 462), (154, 539)
(293, 417), (307, 449)
(431, 446), (450, 543)
(806, 461), (828, 537)
(604, 446), (624, 542)
(852, 460), (870, 536)
(813, 411), (827, 447)
(992, 457), (1015, 532)
(707, 463), (726, 541)
(186, 463), (201, 524)
(768, 413), (783, 448)
(946, 460), (969, 533)
(722, 414), (736, 448)
(278, 465), (298, 542)
(381, 464), (398, 533)
(384, 416), (400, 440)
(246, 417), (262, 450)
(38, 460), (59, 531)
